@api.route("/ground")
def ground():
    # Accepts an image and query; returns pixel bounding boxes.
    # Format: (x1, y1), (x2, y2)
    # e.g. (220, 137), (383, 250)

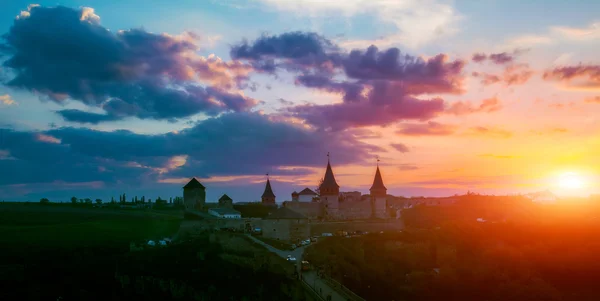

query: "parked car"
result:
(322, 233), (333, 237)
(310, 236), (318, 242)
(286, 255), (297, 261)
(290, 244), (297, 250)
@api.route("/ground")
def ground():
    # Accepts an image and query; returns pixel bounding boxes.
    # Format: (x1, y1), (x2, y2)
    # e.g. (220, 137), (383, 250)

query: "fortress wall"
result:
(310, 220), (404, 236)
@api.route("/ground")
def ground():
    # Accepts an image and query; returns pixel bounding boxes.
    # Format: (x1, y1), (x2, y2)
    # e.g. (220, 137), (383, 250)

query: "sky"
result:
(1, 0), (600, 202)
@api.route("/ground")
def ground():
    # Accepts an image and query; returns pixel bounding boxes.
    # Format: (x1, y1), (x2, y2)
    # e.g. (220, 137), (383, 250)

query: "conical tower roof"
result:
(320, 160), (339, 190)
(184, 177), (205, 189)
(370, 166), (386, 191)
(262, 178), (276, 198)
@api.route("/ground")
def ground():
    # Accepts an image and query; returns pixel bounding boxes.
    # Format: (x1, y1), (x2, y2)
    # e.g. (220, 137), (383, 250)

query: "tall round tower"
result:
(369, 159), (388, 219)
(319, 153), (340, 220)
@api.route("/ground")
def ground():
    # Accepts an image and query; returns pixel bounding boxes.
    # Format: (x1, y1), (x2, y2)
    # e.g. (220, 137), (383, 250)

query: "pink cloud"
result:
(390, 143), (410, 153)
(36, 133), (61, 144)
(396, 121), (456, 136)
(447, 97), (502, 115)
(543, 64), (600, 89)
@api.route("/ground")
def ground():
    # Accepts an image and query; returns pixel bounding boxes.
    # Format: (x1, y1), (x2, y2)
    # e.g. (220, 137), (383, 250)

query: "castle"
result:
(183, 153), (390, 221)
(274, 154), (390, 220)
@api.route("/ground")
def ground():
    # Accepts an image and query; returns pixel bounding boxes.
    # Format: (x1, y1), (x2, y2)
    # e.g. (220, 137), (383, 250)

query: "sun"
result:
(558, 172), (585, 190)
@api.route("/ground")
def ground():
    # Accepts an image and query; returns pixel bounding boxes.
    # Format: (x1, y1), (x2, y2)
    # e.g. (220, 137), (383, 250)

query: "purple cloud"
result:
(229, 31), (340, 73)
(543, 64), (600, 89)
(0, 112), (382, 188)
(288, 97), (444, 131)
(390, 143), (410, 153)
(396, 121), (456, 136)
(0, 5), (256, 123)
(472, 53), (487, 63)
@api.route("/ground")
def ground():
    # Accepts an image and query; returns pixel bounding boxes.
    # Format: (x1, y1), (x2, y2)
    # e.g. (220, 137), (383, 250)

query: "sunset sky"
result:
(1, 0), (599, 202)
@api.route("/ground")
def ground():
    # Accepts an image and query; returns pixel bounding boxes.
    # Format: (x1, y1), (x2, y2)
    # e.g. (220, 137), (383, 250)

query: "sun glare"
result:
(558, 172), (585, 190)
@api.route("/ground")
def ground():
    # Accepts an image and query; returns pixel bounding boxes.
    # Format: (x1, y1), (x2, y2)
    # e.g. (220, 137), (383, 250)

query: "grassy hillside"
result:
(0, 203), (182, 253)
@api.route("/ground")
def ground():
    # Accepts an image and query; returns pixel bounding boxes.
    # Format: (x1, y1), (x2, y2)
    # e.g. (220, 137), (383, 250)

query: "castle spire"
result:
(370, 159), (386, 193)
(261, 173), (276, 204)
(320, 152), (340, 194)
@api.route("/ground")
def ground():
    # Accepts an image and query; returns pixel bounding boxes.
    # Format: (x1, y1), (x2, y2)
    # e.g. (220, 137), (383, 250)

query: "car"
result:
(286, 256), (297, 261)
(290, 244), (297, 250)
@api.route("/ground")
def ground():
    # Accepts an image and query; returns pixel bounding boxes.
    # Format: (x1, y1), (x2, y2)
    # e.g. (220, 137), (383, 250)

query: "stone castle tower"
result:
(319, 153), (340, 220)
(183, 177), (206, 210)
(369, 162), (388, 219)
(261, 175), (276, 205)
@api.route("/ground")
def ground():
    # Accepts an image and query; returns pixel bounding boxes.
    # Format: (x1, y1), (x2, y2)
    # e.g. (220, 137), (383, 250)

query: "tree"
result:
(135, 196), (138, 203)
(71, 196), (77, 204)
(141, 196), (145, 203)
(84, 198), (92, 205)
(111, 196), (115, 204)
(95, 199), (103, 205)
(40, 198), (50, 204)
(316, 177), (324, 195)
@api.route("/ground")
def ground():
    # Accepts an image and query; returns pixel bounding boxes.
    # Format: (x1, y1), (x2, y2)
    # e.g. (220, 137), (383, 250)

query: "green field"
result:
(0, 203), (182, 253)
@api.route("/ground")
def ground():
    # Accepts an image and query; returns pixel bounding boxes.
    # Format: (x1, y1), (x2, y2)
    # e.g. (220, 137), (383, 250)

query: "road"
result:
(246, 235), (352, 301)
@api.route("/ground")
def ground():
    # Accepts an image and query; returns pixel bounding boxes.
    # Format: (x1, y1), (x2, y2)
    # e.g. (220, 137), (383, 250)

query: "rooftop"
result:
(320, 160), (339, 190)
(183, 177), (205, 189)
(262, 178), (276, 198)
(219, 194), (233, 201)
(299, 187), (317, 195)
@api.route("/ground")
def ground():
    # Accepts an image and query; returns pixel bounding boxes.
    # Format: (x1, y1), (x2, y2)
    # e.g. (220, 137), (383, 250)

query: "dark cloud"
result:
(294, 74), (365, 102)
(489, 52), (514, 65)
(447, 97), (502, 115)
(542, 64), (600, 89)
(56, 109), (122, 124)
(277, 98), (294, 106)
(288, 97), (444, 131)
(0, 5), (256, 123)
(472, 53), (487, 63)
(231, 33), (466, 131)
(396, 121), (456, 136)
(229, 31), (340, 73)
(342, 46), (465, 94)
(0, 112), (381, 188)
(390, 143), (410, 153)
(470, 51), (521, 65)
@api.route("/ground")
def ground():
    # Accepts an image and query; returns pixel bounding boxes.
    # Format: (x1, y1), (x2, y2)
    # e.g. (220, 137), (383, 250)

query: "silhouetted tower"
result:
(370, 156), (388, 219)
(183, 178), (206, 210)
(218, 194), (233, 208)
(319, 152), (340, 219)
(261, 174), (276, 205)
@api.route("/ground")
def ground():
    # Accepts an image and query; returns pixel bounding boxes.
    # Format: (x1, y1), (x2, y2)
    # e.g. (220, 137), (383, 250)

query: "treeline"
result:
(1, 234), (304, 300)
(305, 217), (600, 301)
(37, 195), (185, 209)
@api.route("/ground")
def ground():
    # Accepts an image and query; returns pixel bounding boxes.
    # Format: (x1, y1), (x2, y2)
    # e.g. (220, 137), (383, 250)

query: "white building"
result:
(208, 207), (242, 219)
(292, 188), (318, 202)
